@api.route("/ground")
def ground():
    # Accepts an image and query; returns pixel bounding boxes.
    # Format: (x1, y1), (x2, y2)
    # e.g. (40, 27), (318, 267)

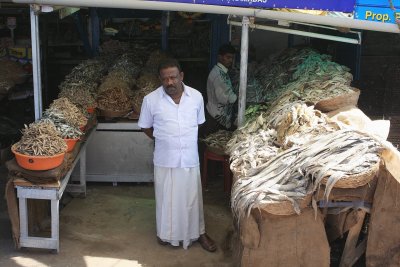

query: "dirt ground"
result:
(0, 165), (237, 267)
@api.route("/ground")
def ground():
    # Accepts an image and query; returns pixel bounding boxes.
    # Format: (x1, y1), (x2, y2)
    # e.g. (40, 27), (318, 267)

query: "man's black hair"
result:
(218, 44), (236, 56)
(158, 58), (182, 74)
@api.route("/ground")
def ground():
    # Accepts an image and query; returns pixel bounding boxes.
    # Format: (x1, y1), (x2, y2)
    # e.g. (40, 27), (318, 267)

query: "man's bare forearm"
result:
(142, 128), (154, 139)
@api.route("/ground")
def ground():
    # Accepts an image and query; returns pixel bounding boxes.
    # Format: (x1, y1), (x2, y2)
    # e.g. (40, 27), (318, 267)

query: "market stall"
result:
(4, 0), (400, 265)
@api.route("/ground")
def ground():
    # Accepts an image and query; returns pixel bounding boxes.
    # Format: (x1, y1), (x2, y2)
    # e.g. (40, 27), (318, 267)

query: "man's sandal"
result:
(157, 236), (168, 246)
(198, 233), (217, 252)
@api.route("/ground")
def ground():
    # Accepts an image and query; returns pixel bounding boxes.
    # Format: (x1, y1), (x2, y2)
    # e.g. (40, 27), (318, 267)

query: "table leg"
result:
(19, 197), (28, 243)
(51, 199), (60, 253)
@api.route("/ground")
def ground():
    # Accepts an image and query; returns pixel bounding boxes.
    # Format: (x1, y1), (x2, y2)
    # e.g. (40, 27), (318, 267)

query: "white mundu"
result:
(138, 84), (206, 248)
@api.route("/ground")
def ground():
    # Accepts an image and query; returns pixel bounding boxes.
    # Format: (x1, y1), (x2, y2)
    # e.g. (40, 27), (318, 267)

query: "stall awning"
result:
(12, 0), (400, 33)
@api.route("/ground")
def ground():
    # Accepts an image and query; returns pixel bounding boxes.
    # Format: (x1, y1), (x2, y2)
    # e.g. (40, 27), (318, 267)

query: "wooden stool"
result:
(202, 148), (232, 192)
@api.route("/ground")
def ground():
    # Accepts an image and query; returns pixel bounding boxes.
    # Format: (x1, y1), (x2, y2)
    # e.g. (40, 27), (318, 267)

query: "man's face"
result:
(218, 53), (234, 68)
(159, 67), (184, 96)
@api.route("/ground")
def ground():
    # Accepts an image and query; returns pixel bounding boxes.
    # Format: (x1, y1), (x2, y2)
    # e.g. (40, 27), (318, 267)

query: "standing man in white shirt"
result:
(203, 44), (237, 137)
(138, 59), (217, 252)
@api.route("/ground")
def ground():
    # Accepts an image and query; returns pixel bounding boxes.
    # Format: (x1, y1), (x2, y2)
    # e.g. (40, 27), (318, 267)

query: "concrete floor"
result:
(0, 165), (237, 267)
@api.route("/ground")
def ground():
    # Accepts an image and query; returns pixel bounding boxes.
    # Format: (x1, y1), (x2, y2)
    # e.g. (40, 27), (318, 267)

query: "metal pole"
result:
(30, 4), (42, 120)
(238, 16), (249, 127)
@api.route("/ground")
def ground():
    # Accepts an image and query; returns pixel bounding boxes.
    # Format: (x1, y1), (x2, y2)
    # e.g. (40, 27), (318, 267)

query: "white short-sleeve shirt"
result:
(138, 84), (205, 168)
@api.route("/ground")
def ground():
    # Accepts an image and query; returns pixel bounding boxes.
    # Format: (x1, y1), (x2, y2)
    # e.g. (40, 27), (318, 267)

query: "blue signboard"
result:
(356, 0), (400, 8)
(355, 0), (400, 24)
(151, 0), (356, 12)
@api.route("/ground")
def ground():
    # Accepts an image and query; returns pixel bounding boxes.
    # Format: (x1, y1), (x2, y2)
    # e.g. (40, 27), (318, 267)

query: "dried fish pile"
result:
(108, 53), (143, 87)
(227, 128), (278, 179)
(41, 118), (83, 139)
(254, 48), (315, 103)
(201, 130), (233, 154)
(143, 50), (170, 74)
(271, 103), (340, 149)
(97, 76), (131, 94)
(100, 39), (130, 56)
(43, 97), (87, 128)
(136, 73), (160, 89)
(13, 120), (67, 156)
(97, 87), (133, 112)
(58, 84), (97, 109)
(231, 129), (382, 219)
(132, 82), (158, 113)
(63, 59), (108, 85)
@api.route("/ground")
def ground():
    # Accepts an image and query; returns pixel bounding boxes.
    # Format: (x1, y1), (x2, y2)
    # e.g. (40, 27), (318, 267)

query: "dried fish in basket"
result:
(64, 59), (108, 85)
(136, 73), (160, 90)
(40, 118), (83, 139)
(132, 82), (157, 113)
(201, 130), (233, 155)
(97, 87), (133, 113)
(58, 84), (97, 109)
(98, 75), (131, 94)
(13, 120), (67, 156)
(43, 97), (88, 128)
(231, 130), (382, 220)
(227, 129), (279, 179)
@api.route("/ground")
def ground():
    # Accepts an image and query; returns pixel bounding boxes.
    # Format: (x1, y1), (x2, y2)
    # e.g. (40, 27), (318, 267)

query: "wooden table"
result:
(14, 127), (95, 252)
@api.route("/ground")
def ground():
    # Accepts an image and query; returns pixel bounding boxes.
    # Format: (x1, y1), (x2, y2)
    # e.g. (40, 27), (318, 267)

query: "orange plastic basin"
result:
(64, 138), (79, 152)
(87, 107), (95, 114)
(12, 145), (65, 171)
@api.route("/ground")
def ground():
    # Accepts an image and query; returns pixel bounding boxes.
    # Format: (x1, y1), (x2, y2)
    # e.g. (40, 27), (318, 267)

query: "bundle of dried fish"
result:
(58, 84), (97, 109)
(40, 118), (83, 139)
(254, 48), (315, 102)
(13, 120), (67, 156)
(98, 75), (131, 93)
(107, 69), (136, 89)
(227, 129), (278, 179)
(270, 102), (340, 149)
(136, 73), (160, 89)
(231, 129), (382, 220)
(44, 98), (87, 128)
(109, 53), (142, 80)
(201, 130), (233, 154)
(64, 59), (108, 85)
(100, 39), (130, 56)
(143, 50), (170, 74)
(97, 87), (133, 112)
(132, 83), (156, 113)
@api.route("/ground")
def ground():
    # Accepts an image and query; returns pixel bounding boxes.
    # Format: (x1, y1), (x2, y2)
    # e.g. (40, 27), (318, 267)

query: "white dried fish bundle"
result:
(40, 118), (83, 139)
(227, 128), (278, 179)
(44, 97), (88, 128)
(13, 120), (67, 156)
(270, 102), (340, 149)
(64, 59), (108, 85)
(201, 130), (233, 154)
(231, 129), (382, 220)
(97, 87), (133, 112)
(109, 53), (142, 80)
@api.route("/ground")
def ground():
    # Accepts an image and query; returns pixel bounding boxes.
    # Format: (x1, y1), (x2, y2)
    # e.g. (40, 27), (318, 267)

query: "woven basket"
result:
(206, 145), (228, 156)
(320, 160), (380, 189)
(315, 88), (360, 112)
(258, 193), (312, 216)
(99, 108), (131, 118)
